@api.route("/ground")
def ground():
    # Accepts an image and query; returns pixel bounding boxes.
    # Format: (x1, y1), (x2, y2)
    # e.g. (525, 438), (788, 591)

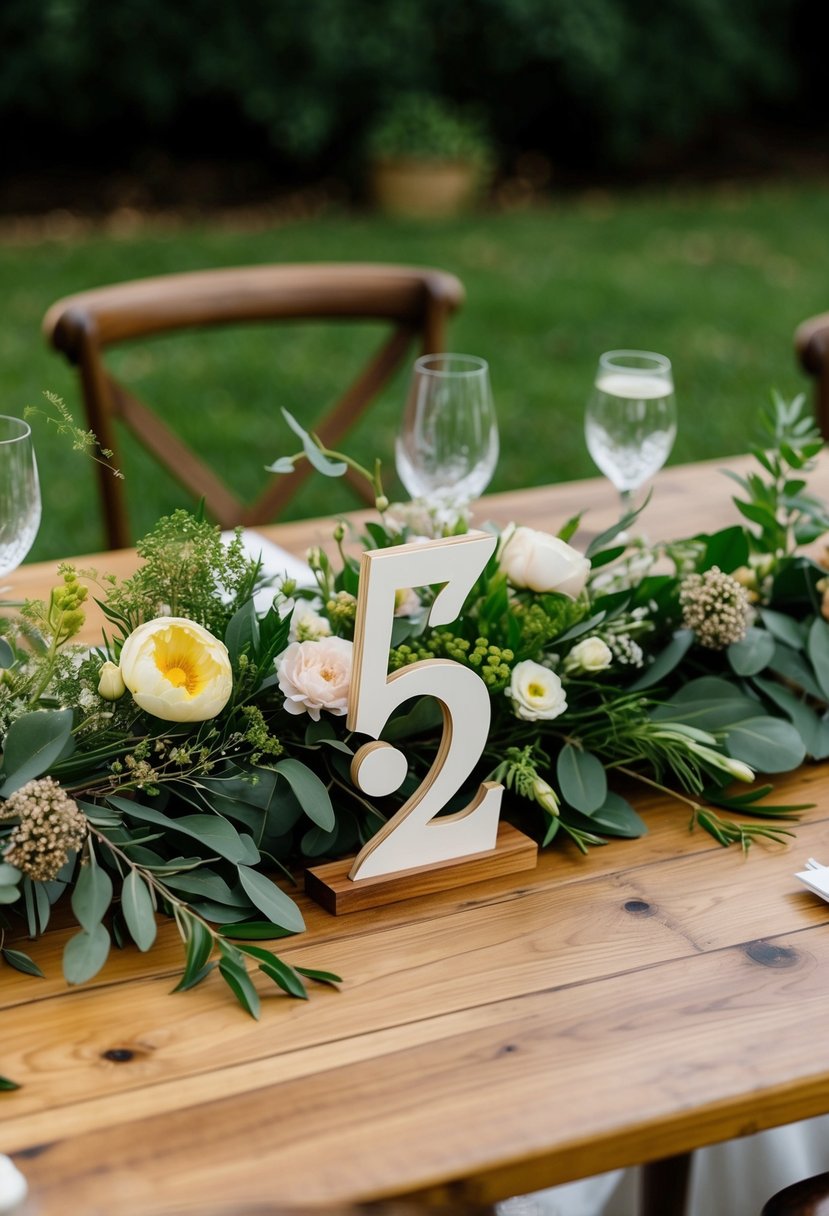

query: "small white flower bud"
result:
(97, 661), (126, 701)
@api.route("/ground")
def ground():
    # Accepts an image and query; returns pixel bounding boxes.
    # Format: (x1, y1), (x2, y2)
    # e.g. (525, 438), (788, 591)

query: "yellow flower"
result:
(119, 617), (232, 722)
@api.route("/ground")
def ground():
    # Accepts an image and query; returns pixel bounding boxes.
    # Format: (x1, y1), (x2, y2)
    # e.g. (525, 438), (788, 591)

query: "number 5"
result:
(347, 531), (503, 881)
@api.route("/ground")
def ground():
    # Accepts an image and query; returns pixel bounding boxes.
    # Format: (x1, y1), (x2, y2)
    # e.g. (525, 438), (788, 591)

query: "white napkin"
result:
(795, 857), (829, 902)
(221, 529), (313, 614)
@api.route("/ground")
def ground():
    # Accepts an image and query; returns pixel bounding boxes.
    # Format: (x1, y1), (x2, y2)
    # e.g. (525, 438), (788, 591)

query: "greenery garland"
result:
(1, 392), (828, 1040)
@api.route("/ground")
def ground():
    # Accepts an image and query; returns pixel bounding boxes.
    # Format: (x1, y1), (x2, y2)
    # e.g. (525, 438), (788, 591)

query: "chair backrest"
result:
(761, 1169), (829, 1214)
(43, 263), (464, 549)
(795, 311), (829, 439)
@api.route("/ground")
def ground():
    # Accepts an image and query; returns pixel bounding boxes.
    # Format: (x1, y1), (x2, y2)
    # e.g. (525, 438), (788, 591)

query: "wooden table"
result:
(5, 457), (829, 1215)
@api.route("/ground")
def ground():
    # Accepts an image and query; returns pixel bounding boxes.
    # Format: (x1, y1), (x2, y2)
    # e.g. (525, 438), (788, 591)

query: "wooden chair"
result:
(761, 1170), (829, 1215)
(795, 311), (829, 438)
(42, 263), (464, 549)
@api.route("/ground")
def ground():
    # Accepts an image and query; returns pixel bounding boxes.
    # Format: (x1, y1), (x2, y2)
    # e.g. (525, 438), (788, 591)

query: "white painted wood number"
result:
(348, 531), (504, 881)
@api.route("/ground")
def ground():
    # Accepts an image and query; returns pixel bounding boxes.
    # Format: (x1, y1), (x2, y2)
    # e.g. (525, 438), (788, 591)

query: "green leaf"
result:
(224, 599), (259, 664)
(0, 637), (14, 668)
(769, 642), (824, 700)
(63, 923), (111, 984)
(585, 492), (648, 558)
(585, 792), (647, 837)
(556, 744), (607, 814)
(630, 630), (694, 691)
(239, 944), (308, 999)
(172, 916), (214, 992)
(727, 627), (775, 676)
(752, 676), (829, 760)
(652, 676), (759, 731)
(218, 956), (261, 1019)
(121, 871), (157, 952)
(0, 708), (74, 796)
(759, 608), (804, 651)
(294, 965), (342, 987)
(171, 960), (216, 993)
(724, 717), (807, 773)
(109, 798), (255, 864)
(0, 863), (21, 884)
(71, 853), (113, 934)
(237, 866), (305, 933)
(808, 617), (829, 701)
(2, 947), (44, 977)
(164, 871), (248, 905)
(266, 456), (296, 474)
(0, 885), (21, 905)
(273, 758), (335, 831)
(217, 920), (294, 940)
(703, 526), (749, 573)
(381, 697), (443, 741)
(281, 408), (347, 477)
(0, 1075), (21, 1091)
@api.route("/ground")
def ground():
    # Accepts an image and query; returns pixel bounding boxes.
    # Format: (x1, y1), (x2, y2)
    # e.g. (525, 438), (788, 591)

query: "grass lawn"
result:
(3, 178), (828, 565)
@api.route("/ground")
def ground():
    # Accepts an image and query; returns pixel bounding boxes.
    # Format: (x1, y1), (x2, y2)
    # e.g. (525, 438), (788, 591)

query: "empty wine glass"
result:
(585, 350), (677, 519)
(395, 353), (499, 504)
(0, 416), (41, 578)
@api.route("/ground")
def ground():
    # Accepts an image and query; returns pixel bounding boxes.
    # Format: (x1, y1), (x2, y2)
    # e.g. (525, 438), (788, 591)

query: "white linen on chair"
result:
(497, 1115), (829, 1216)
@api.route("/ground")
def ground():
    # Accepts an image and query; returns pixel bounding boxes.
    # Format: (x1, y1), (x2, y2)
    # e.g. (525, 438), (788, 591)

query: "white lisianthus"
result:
(97, 660), (126, 701)
(119, 618), (233, 723)
(500, 525), (590, 598)
(506, 660), (568, 722)
(277, 636), (353, 721)
(289, 599), (332, 642)
(394, 587), (422, 618)
(565, 636), (613, 675)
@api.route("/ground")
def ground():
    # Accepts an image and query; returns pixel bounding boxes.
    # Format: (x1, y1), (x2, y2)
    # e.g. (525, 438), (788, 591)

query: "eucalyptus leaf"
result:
(808, 617), (829, 700)
(218, 920), (294, 940)
(71, 854), (113, 934)
(294, 965), (342, 987)
(557, 744), (607, 814)
(0, 637), (14, 668)
(218, 956), (261, 1019)
(724, 717), (807, 772)
(274, 758), (335, 830)
(1, 948), (45, 978)
(0, 885), (21, 905)
(171, 960), (216, 993)
(769, 642), (824, 700)
(239, 943), (308, 999)
(109, 797), (254, 864)
(630, 630), (694, 691)
(0, 863), (21, 884)
(63, 923), (111, 984)
(121, 871), (157, 952)
(237, 866), (305, 933)
(727, 628), (776, 677)
(0, 708), (74, 796)
(0, 1075), (20, 1091)
(752, 675), (826, 758)
(759, 608), (804, 650)
(172, 917), (213, 992)
(281, 407), (347, 477)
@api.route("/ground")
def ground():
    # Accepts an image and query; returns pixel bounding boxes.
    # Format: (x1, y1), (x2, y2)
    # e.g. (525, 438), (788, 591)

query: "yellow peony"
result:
(118, 617), (232, 722)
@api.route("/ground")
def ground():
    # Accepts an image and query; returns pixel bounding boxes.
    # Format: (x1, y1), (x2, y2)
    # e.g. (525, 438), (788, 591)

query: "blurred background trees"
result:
(1, 0), (824, 210)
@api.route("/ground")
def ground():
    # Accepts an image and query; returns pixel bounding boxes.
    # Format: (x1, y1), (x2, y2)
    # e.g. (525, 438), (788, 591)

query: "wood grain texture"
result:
(305, 822), (538, 913)
(6, 472), (829, 1214)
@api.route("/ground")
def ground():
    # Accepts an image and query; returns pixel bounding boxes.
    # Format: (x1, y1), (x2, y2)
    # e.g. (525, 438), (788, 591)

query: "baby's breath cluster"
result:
(679, 566), (752, 650)
(0, 777), (87, 880)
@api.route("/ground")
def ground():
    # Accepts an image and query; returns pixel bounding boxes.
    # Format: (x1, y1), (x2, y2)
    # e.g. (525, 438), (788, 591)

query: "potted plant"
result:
(366, 94), (493, 219)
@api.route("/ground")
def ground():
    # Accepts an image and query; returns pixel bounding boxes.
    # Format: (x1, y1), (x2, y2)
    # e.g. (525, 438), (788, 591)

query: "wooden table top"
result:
(5, 456), (829, 1215)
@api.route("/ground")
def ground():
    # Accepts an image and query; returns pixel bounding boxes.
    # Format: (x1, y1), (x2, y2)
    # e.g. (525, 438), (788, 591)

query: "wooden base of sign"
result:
(304, 822), (538, 916)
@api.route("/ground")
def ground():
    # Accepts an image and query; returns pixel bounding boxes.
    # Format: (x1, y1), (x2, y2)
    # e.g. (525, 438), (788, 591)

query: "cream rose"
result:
(277, 636), (353, 721)
(500, 525), (590, 597)
(565, 636), (613, 675)
(118, 618), (232, 722)
(506, 660), (568, 722)
(97, 659), (126, 701)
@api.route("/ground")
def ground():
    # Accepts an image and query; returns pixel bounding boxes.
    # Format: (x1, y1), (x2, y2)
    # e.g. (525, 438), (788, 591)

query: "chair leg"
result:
(640, 1152), (693, 1216)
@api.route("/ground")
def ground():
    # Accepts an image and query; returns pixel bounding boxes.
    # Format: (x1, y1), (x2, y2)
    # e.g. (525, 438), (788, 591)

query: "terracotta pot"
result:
(369, 157), (481, 218)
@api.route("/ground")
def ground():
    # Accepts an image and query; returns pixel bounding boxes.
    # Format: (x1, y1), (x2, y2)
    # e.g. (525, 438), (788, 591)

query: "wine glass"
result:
(395, 353), (499, 504)
(585, 350), (677, 519)
(0, 415), (41, 578)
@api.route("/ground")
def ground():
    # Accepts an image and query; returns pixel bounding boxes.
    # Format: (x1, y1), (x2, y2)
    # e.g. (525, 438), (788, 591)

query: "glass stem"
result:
(619, 487), (634, 521)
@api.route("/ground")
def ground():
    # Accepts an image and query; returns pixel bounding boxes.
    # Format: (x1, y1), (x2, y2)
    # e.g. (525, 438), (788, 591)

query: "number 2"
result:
(347, 531), (503, 881)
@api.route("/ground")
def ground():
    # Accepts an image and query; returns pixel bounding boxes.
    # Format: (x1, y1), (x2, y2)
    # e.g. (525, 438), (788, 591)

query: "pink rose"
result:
(277, 637), (353, 721)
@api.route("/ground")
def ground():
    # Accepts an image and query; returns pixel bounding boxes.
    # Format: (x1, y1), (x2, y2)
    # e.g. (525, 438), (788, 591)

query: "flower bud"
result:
(375, 495), (389, 513)
(97, 660), (126, 701)
(532, 776), (560, 816)
(333, 522), (346, 544)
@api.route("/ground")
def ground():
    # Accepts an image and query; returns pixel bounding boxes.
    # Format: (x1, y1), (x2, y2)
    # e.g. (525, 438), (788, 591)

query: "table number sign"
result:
(305, 531), (538, 914)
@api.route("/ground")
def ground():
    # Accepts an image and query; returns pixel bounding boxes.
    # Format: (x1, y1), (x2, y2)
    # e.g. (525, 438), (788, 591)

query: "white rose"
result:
(277, 636), (353, 721)
(565, 636), (613, 674)
(119, 617), (232, 723)
(394, 587), (422, 618)
(506, 660), (568, 722)
(500, 525), (590, 598)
